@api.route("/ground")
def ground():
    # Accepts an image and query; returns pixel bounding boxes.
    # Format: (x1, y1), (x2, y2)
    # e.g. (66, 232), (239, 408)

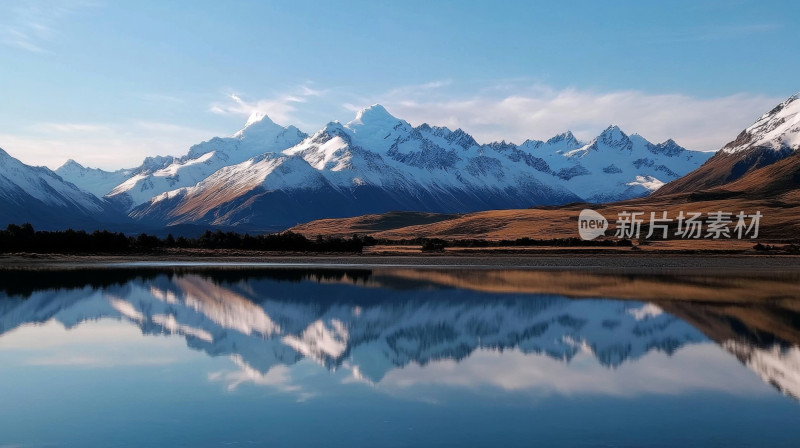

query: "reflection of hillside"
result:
(4, 266), (799, 304)
(369, 268), (800, 303)
(723, 341), (800, 400)
(660, 301), (800, 399)
(661, 302), (800, 348)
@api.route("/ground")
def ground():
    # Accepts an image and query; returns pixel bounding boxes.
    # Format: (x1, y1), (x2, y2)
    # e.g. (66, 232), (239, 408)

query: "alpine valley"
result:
(2, 105), (712, 232)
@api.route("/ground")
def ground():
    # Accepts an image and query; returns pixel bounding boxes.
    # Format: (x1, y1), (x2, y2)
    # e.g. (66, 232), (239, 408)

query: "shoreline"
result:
(3, 252), (800, 272)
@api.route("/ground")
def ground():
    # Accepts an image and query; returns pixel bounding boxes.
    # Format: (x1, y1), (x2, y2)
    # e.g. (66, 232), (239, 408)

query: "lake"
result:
(1, 265), (799, 447)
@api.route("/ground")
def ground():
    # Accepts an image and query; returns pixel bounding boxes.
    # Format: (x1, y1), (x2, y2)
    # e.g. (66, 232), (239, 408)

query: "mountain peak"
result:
(598, 125), (630, 148)
(245, 110), (276, 127)
(322, 120), (346, 133)
(723, 92), (800, 154)
(234, 111), (282, 139)
(650, 138), (686, 157)
(348, 104), (399, 128)
(60, 159), (84, 170)
(546, 131), (579, 145)
(759, 92), (800, 122)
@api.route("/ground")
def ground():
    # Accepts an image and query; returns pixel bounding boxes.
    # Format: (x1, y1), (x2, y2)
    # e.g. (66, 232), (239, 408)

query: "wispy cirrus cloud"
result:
(357, 81), (783, 151)
(648, 23), (782, 44)
(0, 120), (221, 170)
(29, 122), (111, 133)
(209, 82), (329, 128)
(0, 0), (97, 53)
(140, 92), (186, 105)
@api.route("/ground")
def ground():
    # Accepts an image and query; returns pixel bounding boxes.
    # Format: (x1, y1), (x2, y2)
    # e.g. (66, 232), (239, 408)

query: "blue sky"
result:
(0, 0), (797, 169)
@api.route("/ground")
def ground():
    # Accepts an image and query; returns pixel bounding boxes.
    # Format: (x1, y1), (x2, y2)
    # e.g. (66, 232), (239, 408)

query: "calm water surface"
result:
(0, 266), (799, 447)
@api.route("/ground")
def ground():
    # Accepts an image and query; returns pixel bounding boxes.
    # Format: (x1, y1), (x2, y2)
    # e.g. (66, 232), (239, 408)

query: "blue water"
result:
(0, 267), (798, 447)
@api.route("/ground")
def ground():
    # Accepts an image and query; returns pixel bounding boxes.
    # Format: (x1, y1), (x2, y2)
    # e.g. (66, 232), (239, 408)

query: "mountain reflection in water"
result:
(1, 266), (799, 402)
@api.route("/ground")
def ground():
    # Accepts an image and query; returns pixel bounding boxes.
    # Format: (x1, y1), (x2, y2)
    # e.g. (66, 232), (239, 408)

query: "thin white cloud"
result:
(1, 27), (46, 53)
(381, 79), (453, 99)
(140, 93), (185, 104)
(0, 0), (96, 53)
(209, 83), (327, 128)
(367, 83), (784, 150)
(300, 84), (327, 97)
(209, 93), (302, 126)
(29, 122), (111, 133)
(0, 120), (221, 170)
(648, 23), (782, 44)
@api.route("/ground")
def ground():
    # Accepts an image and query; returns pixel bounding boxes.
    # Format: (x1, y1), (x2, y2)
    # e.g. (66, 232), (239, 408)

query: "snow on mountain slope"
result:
(549, 126), (713, 202)
(0, 148), (127, 229)
(722, 93), (800, 154)
(40, 104), (711, 229)
(134, 114), (585, 228)
(344, 104), (413, 153)
(130, 154), (339, 227)
(102, 113), (306, 210)
(657, 92), (800, 196)
(55, 160), (138, 197)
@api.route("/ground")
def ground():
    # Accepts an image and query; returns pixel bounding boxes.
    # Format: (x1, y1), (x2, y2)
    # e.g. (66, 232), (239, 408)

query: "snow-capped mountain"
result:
(658, 92), (800, 196)
(723, 93), (800, 155)
(56, 155), (180, 199)
(46, 103), (712, 230)
(0, 148), (127, 229)
(55, 159), (139, 198)
(113, 105), (708, 229)
(530, 125), (711, 202)
(56, 114), (307, 211)
(130, 106), (582, 228)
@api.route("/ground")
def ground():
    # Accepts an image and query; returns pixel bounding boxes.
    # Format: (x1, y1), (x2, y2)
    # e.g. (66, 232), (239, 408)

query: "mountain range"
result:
(2, 104), (711, 231)
(292, 92), (800, 241)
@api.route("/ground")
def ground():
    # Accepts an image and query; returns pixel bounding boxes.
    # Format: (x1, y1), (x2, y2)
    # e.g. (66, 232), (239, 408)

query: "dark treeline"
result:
(0, 223), (365, 254)
(0, 223), (634, 255)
